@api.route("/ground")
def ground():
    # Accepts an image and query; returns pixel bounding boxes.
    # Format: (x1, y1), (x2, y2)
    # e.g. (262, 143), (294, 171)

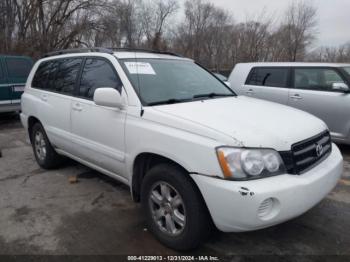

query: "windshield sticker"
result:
(125, 62), (156, 75)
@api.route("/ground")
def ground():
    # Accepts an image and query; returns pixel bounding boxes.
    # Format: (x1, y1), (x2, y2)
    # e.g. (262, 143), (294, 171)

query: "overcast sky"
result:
(184, 0), (350, 49)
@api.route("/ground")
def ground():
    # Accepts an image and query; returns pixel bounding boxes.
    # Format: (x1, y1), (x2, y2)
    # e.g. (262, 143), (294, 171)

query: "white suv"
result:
(21, 48), (343, 250)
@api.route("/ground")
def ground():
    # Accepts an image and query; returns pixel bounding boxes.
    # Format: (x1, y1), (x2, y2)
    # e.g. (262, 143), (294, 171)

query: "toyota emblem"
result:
(315, 143), (324, 157)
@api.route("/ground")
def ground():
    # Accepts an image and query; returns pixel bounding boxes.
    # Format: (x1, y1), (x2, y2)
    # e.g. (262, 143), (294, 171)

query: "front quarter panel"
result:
(124, 108), (226, 180)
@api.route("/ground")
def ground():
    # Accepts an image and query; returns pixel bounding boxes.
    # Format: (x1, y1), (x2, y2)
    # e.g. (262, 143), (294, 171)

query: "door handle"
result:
(72, 103), (83, 112)
(290, 94), (302, 100)
(246, 89), (255, 95)
(40, 94), (48, 102)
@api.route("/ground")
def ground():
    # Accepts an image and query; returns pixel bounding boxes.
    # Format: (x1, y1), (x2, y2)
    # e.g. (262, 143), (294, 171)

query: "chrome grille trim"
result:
(280, 131), (332, 175)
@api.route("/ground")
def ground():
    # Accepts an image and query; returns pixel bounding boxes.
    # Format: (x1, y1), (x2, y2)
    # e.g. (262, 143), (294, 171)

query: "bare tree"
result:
(173, 0), (220, 63)
(0, 0), (103, 57)
(308, 43), (350, 63)
(1, 0), (346, 69)
(0, 0), (17, 53)
(280, 0), (317, 61)
(140, 0), (178, 50)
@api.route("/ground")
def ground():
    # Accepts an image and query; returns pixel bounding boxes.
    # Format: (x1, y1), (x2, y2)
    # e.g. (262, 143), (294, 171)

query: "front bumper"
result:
(191, 144), (343, 232)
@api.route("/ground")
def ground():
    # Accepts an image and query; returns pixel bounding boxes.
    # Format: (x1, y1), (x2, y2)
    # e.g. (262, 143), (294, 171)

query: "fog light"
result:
(258, 198), (280, 220)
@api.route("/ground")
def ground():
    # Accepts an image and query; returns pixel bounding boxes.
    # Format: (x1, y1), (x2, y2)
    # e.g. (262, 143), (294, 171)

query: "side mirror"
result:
(332, 82), (349, 92)
(93, 88), (125, 109)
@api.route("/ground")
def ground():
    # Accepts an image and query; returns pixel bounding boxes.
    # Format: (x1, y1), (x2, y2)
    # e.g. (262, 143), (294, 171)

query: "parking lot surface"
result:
(0, 113), (349, 259)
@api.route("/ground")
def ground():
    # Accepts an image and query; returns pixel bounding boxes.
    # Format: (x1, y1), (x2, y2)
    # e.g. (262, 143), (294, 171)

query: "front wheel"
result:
(141, 163), (212, 250)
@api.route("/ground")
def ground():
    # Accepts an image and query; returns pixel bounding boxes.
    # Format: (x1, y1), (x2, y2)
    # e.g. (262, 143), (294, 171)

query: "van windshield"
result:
(120, 59), (235, 106)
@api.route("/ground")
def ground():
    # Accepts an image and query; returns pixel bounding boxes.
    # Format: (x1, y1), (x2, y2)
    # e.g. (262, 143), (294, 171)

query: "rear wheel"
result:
(141, 163), (212, 250)
(31, 122), (63, 169)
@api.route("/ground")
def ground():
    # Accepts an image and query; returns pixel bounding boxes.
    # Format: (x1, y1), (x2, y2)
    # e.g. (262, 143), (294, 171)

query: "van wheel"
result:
(141, 163), (211, 250)
(31, 122), (63, 169)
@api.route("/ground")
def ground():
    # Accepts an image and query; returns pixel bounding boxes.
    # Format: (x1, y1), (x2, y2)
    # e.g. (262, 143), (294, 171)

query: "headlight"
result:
(216, 147), (286, 180)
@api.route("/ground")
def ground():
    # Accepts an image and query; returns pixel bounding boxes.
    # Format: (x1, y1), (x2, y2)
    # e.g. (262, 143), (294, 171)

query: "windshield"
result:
(120, 59), (234, 106)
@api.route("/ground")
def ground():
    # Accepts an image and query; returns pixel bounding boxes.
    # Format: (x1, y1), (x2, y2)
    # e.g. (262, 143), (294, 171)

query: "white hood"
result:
(149, 96), (327, 151)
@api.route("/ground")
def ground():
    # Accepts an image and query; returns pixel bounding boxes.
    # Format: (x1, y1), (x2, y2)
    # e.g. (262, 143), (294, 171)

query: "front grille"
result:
(280, 131), (332, 175)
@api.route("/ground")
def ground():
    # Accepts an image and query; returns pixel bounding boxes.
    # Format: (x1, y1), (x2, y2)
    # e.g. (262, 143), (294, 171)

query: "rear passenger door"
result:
(70, 57), (127, 177)
(244, 67), (291, 105)
(5, 57), (33, 104)
(288, 67), (350, 140)
(0, 58), (11, 106)
(31, 58), (82, 152)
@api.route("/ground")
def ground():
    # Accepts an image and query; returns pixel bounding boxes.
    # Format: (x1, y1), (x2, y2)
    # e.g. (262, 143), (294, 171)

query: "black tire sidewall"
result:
(31, 123), (61, 169)
(141, 163), (210, 250)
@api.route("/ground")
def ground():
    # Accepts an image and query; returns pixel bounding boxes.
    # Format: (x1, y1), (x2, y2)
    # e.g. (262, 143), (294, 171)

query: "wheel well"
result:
(28, 116), (40, 143)
(132, 153), (189, 202)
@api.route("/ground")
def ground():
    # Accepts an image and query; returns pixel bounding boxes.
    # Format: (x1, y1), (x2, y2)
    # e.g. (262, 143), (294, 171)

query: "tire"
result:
(141, 163), (212, 250)
(30, 122), (63, 169)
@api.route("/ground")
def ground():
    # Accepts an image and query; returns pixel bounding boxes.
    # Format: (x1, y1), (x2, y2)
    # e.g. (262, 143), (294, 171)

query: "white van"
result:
(21, 49), (342, 250)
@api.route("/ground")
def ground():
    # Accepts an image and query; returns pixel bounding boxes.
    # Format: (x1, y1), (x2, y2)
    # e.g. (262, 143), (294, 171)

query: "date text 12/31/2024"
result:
(127, 256), (220, 261)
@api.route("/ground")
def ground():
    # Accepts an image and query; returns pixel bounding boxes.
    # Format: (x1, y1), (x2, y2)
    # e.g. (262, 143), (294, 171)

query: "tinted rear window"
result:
(32, 58), (82, 95)
(32, 61), (51, 89)
(55, 58), (82, 94)
(6, 58), (32, 78)
(246, 67), (289, 87)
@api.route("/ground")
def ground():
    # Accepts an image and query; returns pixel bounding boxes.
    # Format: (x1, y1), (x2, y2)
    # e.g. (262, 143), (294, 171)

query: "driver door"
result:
(70, 57), (127, 177)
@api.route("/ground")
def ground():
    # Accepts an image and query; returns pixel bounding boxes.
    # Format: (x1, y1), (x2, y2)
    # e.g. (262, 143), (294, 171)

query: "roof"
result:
(237, 62), (350, 68)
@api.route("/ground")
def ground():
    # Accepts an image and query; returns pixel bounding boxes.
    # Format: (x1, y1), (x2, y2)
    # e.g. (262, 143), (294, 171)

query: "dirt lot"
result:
(0, 113), (349, 260)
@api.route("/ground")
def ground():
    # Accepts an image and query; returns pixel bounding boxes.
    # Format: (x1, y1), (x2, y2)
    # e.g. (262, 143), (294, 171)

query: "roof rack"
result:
(108, 48), (183, 57)
(42, 47), (114, 58)
(42, 47), (182, 58)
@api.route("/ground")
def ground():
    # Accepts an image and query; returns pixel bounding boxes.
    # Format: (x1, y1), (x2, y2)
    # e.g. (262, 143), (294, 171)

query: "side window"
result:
(32, 61), (51, 89)
(79, 58), (122, 99)
(5, 58), (32, 78)
(246, 68), (259, 85)
(46, 61), (60, 91)
(55, 58), (82, 95)
(294, 68), (345, 91)
(246, 68), (289, 87)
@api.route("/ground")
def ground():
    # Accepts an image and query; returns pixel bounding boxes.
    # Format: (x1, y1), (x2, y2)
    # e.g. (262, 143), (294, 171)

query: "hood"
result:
(150, 96), (327, 151)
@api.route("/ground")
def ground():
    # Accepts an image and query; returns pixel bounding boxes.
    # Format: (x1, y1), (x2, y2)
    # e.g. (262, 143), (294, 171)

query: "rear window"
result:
(32, 58), (82, 95)
(55, 58), (82, 94)
(32, 61), (51, 89)
(5, 58), (32, 78)
(246, 67), (289, 87)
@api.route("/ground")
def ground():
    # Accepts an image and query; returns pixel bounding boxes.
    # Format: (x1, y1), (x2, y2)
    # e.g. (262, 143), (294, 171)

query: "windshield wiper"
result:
(147, 93), (235, 106)
(147, 98), (192, 106)
(193, 92), (235, 99)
